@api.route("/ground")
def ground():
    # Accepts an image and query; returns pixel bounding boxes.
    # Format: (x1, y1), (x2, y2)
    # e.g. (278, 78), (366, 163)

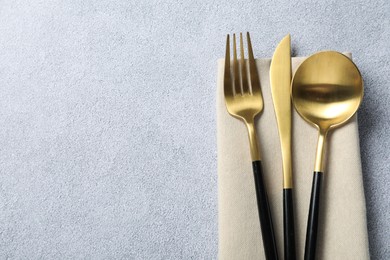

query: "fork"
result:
(224, 32), (279, 260)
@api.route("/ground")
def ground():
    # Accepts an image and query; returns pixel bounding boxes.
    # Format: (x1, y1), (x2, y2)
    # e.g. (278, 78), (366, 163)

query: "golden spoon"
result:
(291, 51), (363, 260)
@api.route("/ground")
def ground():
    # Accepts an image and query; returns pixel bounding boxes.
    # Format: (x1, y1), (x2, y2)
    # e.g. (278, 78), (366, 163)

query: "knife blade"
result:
(270, 34), (296, 260)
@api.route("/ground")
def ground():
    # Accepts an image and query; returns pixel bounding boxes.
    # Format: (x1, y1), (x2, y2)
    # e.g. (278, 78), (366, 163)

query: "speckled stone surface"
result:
(0, 0), (388, 259)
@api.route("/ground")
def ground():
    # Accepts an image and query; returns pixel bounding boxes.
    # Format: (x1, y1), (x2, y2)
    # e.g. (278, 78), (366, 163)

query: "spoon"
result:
(291, 51), (363, 260)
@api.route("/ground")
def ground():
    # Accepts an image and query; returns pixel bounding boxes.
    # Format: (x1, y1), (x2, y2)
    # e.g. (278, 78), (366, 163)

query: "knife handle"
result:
(283, 188), (296, 260)
(304, 171), (323, 260)
(252, 160), (279, 260)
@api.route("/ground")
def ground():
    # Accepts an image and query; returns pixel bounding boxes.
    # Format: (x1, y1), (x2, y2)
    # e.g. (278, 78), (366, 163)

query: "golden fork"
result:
(224, 32), (278, 260)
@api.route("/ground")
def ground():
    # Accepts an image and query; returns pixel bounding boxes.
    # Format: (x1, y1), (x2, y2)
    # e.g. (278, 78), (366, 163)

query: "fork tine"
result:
(233, 34), (241, 96)
(240, 33), (249, 94)
(224, 34), (233, 97)
(247, 32), (261, 95)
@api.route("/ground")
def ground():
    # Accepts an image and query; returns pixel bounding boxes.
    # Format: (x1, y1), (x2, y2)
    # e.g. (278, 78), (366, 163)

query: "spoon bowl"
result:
(291, 51), (363, 260)
(292, 51), (363, 131)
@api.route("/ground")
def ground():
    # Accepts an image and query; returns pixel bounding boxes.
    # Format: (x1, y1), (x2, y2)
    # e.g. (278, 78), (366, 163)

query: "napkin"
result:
(217, 55), (370, 260)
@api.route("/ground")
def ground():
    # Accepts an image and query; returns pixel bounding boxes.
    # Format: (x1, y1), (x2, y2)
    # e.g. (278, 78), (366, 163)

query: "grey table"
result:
(0, 0), (388, 259)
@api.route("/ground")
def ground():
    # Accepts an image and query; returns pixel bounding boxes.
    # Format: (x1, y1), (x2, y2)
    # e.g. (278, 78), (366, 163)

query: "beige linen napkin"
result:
(217, 55), (370, 260)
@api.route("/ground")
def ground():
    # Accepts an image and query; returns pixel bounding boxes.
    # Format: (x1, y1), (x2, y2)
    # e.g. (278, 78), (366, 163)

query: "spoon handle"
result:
(252, 160), (279, 260)
(304, 171), (323, 260)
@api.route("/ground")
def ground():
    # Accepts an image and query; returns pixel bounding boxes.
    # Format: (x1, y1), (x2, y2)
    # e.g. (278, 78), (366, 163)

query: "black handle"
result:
(304, 171), (323, 260)
(252, 160), (279, 260)
(283, 188), (296, 260)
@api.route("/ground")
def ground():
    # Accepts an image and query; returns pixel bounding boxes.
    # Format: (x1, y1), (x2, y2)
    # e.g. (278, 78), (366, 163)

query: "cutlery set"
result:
(223, 32), (363, 260)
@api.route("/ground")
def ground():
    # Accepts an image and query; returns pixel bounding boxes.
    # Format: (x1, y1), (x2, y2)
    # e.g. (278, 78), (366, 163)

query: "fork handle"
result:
(252, 160), (279, 260)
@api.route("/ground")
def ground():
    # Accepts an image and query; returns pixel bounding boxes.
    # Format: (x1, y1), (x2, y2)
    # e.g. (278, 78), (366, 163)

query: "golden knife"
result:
(270, 34), (296, 260)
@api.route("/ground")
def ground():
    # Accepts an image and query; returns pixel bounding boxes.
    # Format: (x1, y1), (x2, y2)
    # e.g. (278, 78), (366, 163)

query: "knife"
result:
(270, 34), (296, 260)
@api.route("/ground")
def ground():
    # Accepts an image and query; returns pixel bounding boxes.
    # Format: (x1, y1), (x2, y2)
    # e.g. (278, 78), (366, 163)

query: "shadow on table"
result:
(357, 70), (384, 259)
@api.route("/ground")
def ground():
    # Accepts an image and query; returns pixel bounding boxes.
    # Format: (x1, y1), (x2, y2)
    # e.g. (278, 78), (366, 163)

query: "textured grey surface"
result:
(0, 0), (388, 259)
